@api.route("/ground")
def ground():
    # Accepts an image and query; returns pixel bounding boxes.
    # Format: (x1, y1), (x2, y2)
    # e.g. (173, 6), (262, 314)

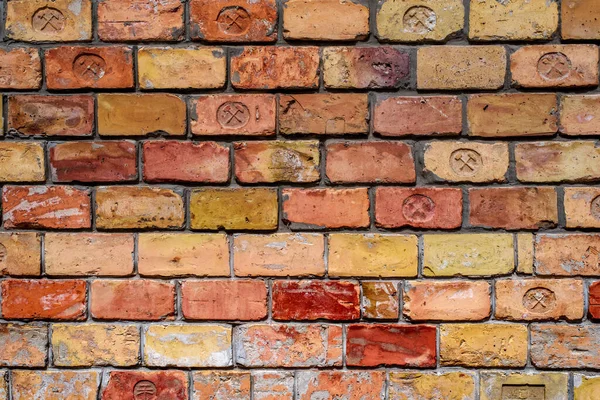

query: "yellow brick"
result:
(138, 47), (226, 89)
(423, 233), (514, 277)
(480, 372), (568, 400)
(377, 0), (464, 42)
(417, 46), (506, 90)
(52, 324), (140, 367)
(469, 0), (558, 41)
(0, 142), (45, 182)
(144, 324), (232, 367)
(575, 374), (600, 400)
(517, 233), (534, 274)
(0, 232), (41, 276)
(11, 370), (99, 400)
(389, 371), (476, 400)
(0, 371), (5, 399)
(328, 234), (418, 277)
(440, 323), (528, 367)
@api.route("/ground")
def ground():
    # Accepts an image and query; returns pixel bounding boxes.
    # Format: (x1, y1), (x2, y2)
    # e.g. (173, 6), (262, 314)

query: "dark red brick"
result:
(589, 281), (600, 320)
(102, 370), (188, 400)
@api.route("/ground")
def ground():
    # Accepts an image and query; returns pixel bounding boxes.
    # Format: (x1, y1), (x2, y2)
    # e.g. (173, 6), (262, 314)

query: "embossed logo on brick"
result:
(537, 53), (572, 81)
(450, 149), (482, 176)
(32, 7), (66, 33)
(217, 102), (250, 128)
(403, 6), (436, 34)
(73, 54), (106, 82)
(217, 6), (251, 35)
(591, 195), (600, 220)
(402, 194), (436, 222)
(501, 385), (545, 400)
(522, 288), (556, 312)
(133, 381), (157, 400)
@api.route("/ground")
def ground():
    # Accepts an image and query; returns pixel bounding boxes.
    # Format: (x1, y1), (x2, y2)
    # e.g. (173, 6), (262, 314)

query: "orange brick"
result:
(0, 48), (42, 89)
(45, 46), (134, 89)
(534, 234), (600, 276)
(296, 371), (386, 399)
(362, 281), (399, 320)
(253, 371), (294, 400)
(0, 233), (41, 276)
(560, 94), (600, 136)
(564, 187), (600, 228)
(562, 0), (600, 40)
(0, 324), (47, 367)
(193, 371), (250, 400)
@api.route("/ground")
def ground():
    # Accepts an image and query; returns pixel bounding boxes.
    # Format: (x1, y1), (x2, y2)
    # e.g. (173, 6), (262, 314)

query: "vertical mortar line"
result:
(324, 233), (329, 277)
(133, 45), (140, 92)
(568, 372), (574, 400)
(183, 0), (190, 42)
(91, 0), (99, 42)
(187, 370), (194, 400)
(341, 323), (347, 369)
(266, 278), (273, 322)
(556, 185), (566, 229)
(369, 0), (378, 42)
(277, 0), (285, 45)
(397, 280), (404, 322)
(175, 278), (182, 321)
(133, 232), (139, 276)
(513, 233), (519, 276)
(97, 367), (105, 400)
(368, 186), (376, 230)
(417, 234), (424, 278)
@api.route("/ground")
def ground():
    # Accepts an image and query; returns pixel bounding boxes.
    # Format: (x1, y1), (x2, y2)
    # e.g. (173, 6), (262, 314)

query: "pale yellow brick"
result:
(480, 372), (568, 400)
(517, 233), (534, 274)
(389, 371), (476, 400)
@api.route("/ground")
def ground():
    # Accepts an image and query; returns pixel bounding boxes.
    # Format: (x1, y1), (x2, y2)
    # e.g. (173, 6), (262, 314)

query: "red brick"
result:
(181, 280), (267, 321)
(45, 46), (134, 89)
(8, 95), (94, 136)
(231, 46), (319, 89)
(235, 323), (342, 367)
(3, 186), (91, 229)
(90, 280), (175, 321)
(193, 371), (251, 400)
(50, 141), (137, 183)
(282, 188), (370, 229)
(190, 0), (278, 42)
(98, 0), (184, 42)
(375, 187), (463, 229)
(0, 48), (41, 89)
(374, 96), (462, 136)
(589, 281), (600, 320)
(346, 324), (437, 367)
(469, 187), (558, 230)
(192, 94), (276, 136)
(272, 280), (360, 321)
(296, 371), (386, 399)
(326, 141), (415, 183)
(143, 141), (230, 183)
(102, 370), (188, 400)
(1, 279), (86, 320)
(252, 371), (294, 400)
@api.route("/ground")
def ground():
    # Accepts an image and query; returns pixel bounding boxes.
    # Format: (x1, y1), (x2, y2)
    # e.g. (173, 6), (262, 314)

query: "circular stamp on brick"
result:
(449, 149), (482, 176)
(32, 7), (66, 33)
(403, 6), (436, 34)
(537, 52), (572, 81)
(402, 194), (436, 223)
(591, 195), (600, 220)
(217, 102), (250, 129)
(522, 287), (556, 313)
(217, 6), (251, 35)
(133, 381), (157, 400)
(73, 54), (106, 82)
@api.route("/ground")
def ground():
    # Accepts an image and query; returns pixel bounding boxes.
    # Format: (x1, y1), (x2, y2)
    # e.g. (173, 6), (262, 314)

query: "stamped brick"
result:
(6, 0), (92, 42)
(3, 186), (91, 230)
(98, 94), (186, 137)
(495, 278), (584, 321)
(98, 0), (184, 41)
(96, 186), (184, 230)
(102, 371), (188, 400)
(190, 0), (277, 42)
(469, 0), (558, 41)
(535, 234), (600, 276)
(91, 280), (175, 321)
(235, 141), (319, 183)
(231, 46), (319, 89)
(144, 141), (230, 183)
(560, 95), (600, 136)
(296, 371), (386, 400)
(138, 47), (226, 89)
(374, 96), (462, 136)
(193, 371), (250, 400)
(45, 46), (134, 89)
(375, 187), (462, 229)
(389, 371), (476, 400)
(469, 187), (558, 230)
(362, 281), (399, 320)
(562, 0), (600, 40)
(326, 141), (415, 183)
(50, 141), (137, 183)
(45, 233), (134, 276)
(235, 323), (342, 367)
(564, 187), (600, 228)
(0, 48), (42, 89)
(0, 323), (47, 367)
(480, 372), (568, 400)
(323, 47), (410, 89)
(12, 370), (99, 400)
(417, 46), (506, 90)
(253, 371), (294, 400)
(516, 141), (600, 183)
(531, 325), (600, 369)
(377, 0), (464, 42)
(0, 233), (41, 276)
(346, 324), (436, 367)
(190, 188), (278, 230)
(182, 280), (267, 321)
(282, 188), (369, 229)
(1, 279), (86, 320)
(329, 234), (418, 277)
(272, 280), (360, 321)
(192, 94), (276, 137)
(440, 323), (528, 367)
(8, 95), (93, 136)
(423, 141), (509, 183)
(280, 94), (369, 135)
(0, 142), (45, 182)
(423, 233), (514, 277)
(233, 233), (325, 277)
(467, 93), (558, 137)
(588, 282), (600, 320)
(404, 281), (491, 321)
(511, 45), (599, 88)
(138, 233), (229, 277)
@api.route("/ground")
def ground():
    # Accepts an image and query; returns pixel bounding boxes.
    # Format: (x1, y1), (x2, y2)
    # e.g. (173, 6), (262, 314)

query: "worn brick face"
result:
(12, 370), (99, 400)
(0, 48), (42, 89)
(102, 371), (188, 400)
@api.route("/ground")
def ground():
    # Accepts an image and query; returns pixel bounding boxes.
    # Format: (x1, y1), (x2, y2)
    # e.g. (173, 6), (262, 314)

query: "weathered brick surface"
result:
(12, 370), (99, 400)
(192, 371), (250, 400)
(531, 325), (600, 369)
(101, 371), (188, 400)
(0, 142), (45, 182)
(362, 281), (399, 320)
(560, 94), (600, 136)
(296, 371), (386, 399)
(0, 233), (41, 276)
(534, 234), (600, 276)
(563, 0), (600, 40)
(0, 323), (47, 367)
(0, 48), (42, 89)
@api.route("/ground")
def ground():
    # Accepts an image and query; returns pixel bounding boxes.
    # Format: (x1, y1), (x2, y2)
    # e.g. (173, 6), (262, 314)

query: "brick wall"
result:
(0, 0), (599, 398)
